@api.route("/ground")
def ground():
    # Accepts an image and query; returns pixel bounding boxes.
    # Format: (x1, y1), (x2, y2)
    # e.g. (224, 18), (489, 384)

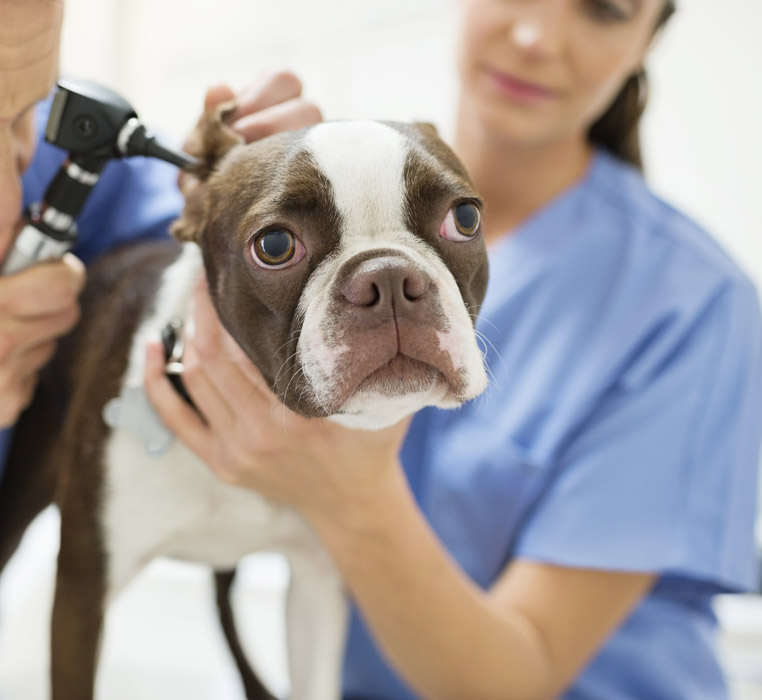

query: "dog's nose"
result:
(340, 256), (431, 322)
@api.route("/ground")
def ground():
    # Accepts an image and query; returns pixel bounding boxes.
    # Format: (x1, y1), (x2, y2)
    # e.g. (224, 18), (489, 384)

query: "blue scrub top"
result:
(343, 150), (762, 700)
(0, 96), (183, 472)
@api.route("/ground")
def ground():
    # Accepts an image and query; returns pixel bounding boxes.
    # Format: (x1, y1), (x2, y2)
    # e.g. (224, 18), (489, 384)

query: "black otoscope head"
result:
(45, 78), (198, 170)
(1, 78), (199, 274)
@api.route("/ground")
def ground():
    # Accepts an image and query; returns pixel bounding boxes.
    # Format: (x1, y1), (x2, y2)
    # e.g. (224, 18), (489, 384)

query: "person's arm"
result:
(309, 467), (655, 700)
(0, 0), (85, 430)
(145, 280), (656, 700)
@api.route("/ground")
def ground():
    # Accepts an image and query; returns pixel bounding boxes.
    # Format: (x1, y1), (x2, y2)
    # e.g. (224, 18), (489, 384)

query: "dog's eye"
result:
(251, 229), (305, 268)
(440, 201), (481, 242)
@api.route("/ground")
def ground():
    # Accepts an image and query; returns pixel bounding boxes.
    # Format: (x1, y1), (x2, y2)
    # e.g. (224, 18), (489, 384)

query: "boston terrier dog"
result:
(0, 105), (489, 700)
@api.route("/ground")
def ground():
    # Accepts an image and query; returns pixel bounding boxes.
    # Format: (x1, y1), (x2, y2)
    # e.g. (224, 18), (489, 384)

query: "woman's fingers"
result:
(203, 83), (236, 112)
(231, 97), (323, 143)
(0, 304), (79, 360)
(189, 279), (272, 410)
(219, 324), (273, 396)
(229, 70), (303, 123)
(181, 340), (236, 430)
(144, 340), (213, 464)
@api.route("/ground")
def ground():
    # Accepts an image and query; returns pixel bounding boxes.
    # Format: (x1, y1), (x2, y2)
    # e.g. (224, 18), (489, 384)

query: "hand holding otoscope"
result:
(1, 78), (197, 274)
(0, 78), (196, 428)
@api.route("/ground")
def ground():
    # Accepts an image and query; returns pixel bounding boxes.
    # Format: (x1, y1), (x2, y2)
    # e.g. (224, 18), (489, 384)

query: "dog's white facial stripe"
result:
(305, 122), (408, 244)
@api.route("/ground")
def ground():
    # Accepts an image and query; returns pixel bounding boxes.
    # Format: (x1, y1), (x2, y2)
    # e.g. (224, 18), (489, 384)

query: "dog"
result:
(0, 105), (489, 700)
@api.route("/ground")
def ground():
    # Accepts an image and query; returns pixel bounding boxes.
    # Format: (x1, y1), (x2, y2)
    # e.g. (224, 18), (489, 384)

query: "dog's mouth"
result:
(294, 332), (467, 420)
(283, 263), (485, 422)
(354, 353), (442, 397)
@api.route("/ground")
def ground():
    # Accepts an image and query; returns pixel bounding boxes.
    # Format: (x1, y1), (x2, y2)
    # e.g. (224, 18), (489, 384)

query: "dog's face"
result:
(173, 112), (489, 429)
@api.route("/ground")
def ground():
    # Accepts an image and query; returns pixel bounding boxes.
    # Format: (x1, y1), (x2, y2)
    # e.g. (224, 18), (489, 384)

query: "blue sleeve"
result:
(514, 278), (762, 592)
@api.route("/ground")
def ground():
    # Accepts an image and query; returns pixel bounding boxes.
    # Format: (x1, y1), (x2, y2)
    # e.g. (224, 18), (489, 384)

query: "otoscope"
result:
(1, 78), (198, 274)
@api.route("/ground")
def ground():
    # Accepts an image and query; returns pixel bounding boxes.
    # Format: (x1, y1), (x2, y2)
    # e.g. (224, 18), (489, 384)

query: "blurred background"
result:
(1, 0), (761, 698)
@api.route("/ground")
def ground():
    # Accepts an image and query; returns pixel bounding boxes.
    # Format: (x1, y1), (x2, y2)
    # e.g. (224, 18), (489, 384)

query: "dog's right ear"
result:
(170, 100), (244, 243)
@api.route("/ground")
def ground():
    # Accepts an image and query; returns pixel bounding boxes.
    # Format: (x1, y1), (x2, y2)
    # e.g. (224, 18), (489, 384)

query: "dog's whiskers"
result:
(273, 349), (302, 392)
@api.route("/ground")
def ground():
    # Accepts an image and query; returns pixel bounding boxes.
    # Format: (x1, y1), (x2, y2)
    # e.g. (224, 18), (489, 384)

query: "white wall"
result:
(644, 0), (762, 285)
(58, 0), (762, 520)
(59, 0), (762, 288)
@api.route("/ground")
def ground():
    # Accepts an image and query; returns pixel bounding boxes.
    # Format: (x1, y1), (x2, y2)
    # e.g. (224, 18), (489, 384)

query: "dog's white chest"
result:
(102, 430), (315, 595)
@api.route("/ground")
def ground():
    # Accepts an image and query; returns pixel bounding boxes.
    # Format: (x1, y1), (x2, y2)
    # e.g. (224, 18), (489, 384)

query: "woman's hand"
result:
(207, 70), (323, 144)
(144, 278), (410, 524)
(180, 70), (322, 193)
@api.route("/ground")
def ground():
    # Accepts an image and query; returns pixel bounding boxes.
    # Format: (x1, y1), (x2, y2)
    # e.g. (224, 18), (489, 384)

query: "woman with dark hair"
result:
(145, 1), (761, 698)
(588, 0), (676, 168)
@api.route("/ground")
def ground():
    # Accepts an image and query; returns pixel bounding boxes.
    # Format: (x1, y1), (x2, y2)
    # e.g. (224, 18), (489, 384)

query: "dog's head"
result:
(172, 106), (489, 429)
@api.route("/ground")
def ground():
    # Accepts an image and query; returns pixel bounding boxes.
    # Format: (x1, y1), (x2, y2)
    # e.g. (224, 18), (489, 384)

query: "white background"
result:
(58, 0), (762, 286)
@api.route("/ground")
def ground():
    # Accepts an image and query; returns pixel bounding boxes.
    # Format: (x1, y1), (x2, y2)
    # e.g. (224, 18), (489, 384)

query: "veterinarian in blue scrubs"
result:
(2, 2), (762, 700)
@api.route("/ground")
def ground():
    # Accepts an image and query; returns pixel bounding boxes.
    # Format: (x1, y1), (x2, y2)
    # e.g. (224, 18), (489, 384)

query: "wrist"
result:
(304, 458), (411, 557)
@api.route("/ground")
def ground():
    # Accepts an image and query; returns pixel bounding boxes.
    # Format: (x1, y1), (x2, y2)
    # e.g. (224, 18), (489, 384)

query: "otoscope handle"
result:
(1, 154), (107, 275)
(1, 219), (77, 275)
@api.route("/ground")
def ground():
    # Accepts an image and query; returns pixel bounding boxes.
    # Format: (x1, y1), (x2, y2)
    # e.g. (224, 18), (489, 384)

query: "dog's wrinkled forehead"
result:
(305, 121), (409, 241)
(303, 121), (473, 244)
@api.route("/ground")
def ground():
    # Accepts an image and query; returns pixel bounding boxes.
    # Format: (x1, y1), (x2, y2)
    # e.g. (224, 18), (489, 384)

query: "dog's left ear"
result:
(171, 100), (244, 243)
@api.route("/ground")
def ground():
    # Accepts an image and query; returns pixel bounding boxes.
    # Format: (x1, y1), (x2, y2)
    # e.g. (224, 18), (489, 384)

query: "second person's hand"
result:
(0, 252), (86, 427)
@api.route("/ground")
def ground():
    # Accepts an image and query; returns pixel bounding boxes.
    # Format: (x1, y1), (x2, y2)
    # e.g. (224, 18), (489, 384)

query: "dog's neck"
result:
(123, 243), (203, 389)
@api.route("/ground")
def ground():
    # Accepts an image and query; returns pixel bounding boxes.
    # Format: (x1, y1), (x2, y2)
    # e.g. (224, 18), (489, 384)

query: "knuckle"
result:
(229, 442), (253, 472)
(193, 332), (217, 359)
(210, 452), (239, 485)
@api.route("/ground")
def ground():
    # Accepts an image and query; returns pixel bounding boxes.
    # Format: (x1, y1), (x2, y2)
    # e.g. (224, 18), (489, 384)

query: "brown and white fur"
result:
(0, 108), (489, 700)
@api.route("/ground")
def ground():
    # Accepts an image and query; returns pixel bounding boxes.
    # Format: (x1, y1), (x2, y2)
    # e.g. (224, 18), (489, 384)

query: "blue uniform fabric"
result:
(0, 96), (183, 475)
(342, 150), (762, 700)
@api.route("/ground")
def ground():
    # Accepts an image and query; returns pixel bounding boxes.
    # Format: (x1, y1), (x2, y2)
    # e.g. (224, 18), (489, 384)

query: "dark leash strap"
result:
(161, 317), (196, 408)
